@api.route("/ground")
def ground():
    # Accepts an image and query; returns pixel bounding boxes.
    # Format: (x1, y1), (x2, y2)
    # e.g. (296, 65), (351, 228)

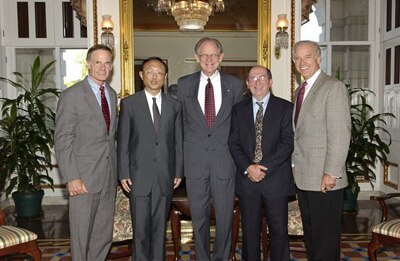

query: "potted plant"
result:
(343, 86), (395, 212)
(0, 56), (59, 217)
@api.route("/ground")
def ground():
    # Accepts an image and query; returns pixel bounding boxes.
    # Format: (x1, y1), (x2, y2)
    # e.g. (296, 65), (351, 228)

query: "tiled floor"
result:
(3, 199), (400, 240)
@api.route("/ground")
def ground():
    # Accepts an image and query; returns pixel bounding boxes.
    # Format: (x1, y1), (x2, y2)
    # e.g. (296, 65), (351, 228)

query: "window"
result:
(301, 0), (373, 89)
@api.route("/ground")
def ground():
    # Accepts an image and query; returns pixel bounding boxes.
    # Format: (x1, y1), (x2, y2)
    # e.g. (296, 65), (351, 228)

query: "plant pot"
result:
(343, 187), (358, 213)
(12, 190), (44, 218)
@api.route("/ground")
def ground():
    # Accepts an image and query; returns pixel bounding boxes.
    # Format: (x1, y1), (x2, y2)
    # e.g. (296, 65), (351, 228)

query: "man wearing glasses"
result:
(228, 66), (295, 260)
(176, 37), (245, 261)
(117, 57), (183, 260)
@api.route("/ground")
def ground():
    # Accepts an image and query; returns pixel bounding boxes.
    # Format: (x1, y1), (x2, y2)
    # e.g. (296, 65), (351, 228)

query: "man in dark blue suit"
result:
(228, 66), (295, 261)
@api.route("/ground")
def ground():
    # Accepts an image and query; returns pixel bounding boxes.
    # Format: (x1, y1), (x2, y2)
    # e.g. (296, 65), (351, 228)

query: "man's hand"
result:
(67, 179), (88, 196)
(120, 179), (132, 193)
(174, 178), (182, 189)
(247, 164), (268, 182)
(320, 174), (336, 193)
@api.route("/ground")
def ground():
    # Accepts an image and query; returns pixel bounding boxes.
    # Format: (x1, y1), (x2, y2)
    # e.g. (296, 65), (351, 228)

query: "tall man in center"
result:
(117, 57), (183, 260)
(176, 37), (245, 260)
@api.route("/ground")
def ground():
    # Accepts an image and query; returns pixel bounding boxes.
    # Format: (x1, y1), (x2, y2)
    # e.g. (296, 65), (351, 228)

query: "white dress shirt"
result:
(144, 90), (162, 123)
(303, 69), (321, 100)
(197, 70), (222, 115)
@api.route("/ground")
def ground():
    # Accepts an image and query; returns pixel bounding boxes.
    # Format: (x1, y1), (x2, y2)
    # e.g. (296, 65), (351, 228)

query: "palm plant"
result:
(0, 56), (59, 197)
(346, 86), (395, 199)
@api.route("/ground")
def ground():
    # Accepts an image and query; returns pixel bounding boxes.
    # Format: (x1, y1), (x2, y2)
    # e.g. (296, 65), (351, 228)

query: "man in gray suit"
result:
(292, 40), (351, 261)
(117, 57), (183, 260)
(176, 37), (244, 261)
(55, 44), (118, 261)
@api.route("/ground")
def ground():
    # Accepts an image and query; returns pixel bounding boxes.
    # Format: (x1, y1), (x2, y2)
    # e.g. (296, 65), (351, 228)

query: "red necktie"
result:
(100, 85), (110, 133)
(294, 81), (307, 127)
(204, 78), (216, 128)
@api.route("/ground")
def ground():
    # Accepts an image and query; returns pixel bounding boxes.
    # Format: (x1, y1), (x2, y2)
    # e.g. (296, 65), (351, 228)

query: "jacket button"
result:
(155, 142), (159, 145)
(207, 134), (211, 137)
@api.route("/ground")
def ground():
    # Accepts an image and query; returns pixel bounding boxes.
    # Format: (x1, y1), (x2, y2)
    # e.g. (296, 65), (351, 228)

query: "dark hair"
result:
(248, 65), (273, 79)
(86, 44), (113, 61)
(194, 37), (224, 55)
(140, 57), (168, 73)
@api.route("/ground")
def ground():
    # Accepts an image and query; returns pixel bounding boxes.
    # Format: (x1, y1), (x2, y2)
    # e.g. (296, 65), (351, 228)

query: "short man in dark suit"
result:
(176, 37), (245, 261)
(55, 44), (118, 260)
(292, 40), (351, 260)
(228, 66), (295, 260)
(117, 57), (183, 260)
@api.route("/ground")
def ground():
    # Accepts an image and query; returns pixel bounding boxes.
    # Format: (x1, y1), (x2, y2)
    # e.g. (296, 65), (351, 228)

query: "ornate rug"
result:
(18, 234), (399, 260)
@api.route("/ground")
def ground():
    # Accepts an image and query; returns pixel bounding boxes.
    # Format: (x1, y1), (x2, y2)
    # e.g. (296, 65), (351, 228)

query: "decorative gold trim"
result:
(93, 0), (98, 44)
(257, 0), (271, 67)
(290, 0), (295, 101)
(120, 0), (134, 97)
(383, 161), (399, 189)
(120, 0), (270, 96)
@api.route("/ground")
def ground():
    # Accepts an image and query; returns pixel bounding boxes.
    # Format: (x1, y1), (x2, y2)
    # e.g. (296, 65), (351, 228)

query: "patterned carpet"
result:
(27, 234), (399, 261)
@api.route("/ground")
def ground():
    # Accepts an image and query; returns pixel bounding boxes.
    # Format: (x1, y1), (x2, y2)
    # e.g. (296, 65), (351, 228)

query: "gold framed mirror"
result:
(118, 0), (271, 97)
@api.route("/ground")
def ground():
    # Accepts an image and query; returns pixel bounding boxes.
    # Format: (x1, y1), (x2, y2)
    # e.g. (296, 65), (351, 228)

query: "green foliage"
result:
(0, 56), (60, 197)
(346, 86), (395, 197)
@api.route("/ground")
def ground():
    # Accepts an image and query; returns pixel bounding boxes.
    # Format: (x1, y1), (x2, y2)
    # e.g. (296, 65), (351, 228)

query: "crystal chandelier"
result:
(153, 0), (225, 31)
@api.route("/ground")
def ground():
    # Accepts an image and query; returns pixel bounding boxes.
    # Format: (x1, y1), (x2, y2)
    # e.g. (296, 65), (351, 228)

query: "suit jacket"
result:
(292, 72), (351, 191)
(176, 71), (244, 179)
(55, 77), (118, 193)
(117, 90), (183, 196)
(229, 95), (296, 198)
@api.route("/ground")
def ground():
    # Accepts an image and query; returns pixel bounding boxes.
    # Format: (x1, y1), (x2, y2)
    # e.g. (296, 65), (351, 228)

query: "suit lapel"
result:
(295, 73), (325, 129)
(137, 91), (156, 134)
(210, 72), (234, 131)
(107, 85), (117, 135)
(82, 79), (107, 133)
(185, 72), (209, 131)
(158, 92), (172, 136)
(243, 98), (256, 154)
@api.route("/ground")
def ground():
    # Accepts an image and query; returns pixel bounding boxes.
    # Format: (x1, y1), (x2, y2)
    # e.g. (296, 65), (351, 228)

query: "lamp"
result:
(101, 15), (114, 49)
(275, 14), (289, 58)
(153, 0), (225, 31)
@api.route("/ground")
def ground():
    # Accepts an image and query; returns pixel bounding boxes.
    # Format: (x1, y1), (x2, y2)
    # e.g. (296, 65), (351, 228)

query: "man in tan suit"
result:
(292, 40), (351, 261)
(55, 45), (118, 260)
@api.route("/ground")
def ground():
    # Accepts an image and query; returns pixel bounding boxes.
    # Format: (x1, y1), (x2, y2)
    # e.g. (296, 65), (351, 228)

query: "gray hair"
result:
(292, 40), (321, 60)
(194, 37), (224, 55)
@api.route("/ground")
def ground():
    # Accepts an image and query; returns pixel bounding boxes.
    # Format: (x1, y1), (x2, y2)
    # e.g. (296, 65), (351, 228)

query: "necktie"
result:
(152, 97), (161, 133)
(294, 81), (307, 127)
(253, 101), (263, 163)
(100, 85), (110, 133)
(204, 78), (216, 128)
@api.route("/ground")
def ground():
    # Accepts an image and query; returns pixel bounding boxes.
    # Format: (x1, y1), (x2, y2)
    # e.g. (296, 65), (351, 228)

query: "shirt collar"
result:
(144, 89), (162, 100)
(200, 70), (219, 81)
(252, 92), (271, 107)
(304, 69), (321, 88)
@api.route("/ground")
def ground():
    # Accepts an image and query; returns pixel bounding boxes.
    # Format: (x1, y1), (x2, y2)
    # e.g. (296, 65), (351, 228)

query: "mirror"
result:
(118, 0), (271, 97)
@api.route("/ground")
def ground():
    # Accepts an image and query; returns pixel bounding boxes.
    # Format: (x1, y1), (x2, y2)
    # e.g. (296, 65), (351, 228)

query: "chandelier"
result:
(153, 0), (225, 31)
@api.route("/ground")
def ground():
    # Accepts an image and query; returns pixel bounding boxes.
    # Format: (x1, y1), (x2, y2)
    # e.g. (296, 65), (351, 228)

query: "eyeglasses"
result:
(144, 70), (165, 78)
(248, 75), (269, 83)
(198, 53), (220, 61)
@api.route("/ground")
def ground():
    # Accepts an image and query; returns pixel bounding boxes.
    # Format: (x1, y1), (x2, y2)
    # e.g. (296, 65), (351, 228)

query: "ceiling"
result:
(133, 0), (258, 31)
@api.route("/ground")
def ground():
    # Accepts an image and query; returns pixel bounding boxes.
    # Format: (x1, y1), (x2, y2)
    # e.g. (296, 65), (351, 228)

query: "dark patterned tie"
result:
(294, 81), (307, 127)
(152, 97), (161, 133)
(100, 85), (110, 133)
(253, 101), (263, 163)
(204, 78), (216, 128)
